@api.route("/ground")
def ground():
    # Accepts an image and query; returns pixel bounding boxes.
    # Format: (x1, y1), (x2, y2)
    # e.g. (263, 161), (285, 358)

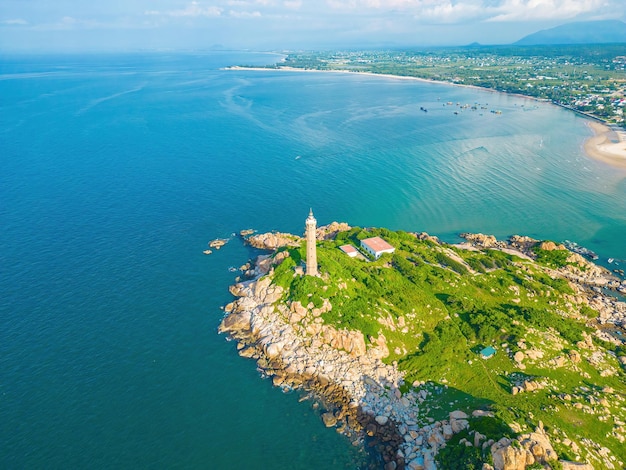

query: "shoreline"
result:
(225, 65), (536, 95)
(583, 121), (626, 170)
(220, 228), (626, 469)
(226, 65), (626, 171)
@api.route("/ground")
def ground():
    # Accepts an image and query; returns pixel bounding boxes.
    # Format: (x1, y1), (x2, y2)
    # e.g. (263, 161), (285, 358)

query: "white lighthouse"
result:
(305, 208), (318, 276)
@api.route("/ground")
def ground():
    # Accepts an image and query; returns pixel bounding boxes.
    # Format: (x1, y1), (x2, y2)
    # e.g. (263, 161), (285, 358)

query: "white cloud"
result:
(487, 0), (608, 21)
(2, 18), (29, 25)
(227, 0), (275, 5)
(323, 0), (623, 23)
(229, 10), (263, 17)
(283, 0), (303, 9)
(145, 2), (223, 18)
(417, 1), (485, 23)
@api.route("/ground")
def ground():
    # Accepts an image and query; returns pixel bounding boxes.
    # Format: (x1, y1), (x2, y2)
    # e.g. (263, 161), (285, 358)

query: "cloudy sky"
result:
(1, 0), (625, 52)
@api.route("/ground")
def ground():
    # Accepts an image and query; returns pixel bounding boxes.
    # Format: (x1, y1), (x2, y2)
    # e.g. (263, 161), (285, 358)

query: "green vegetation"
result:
(267, 227), (626, 467)
(532, 245), (571, 268)
(436, 415), (514, 468)
(251, 45), (626, 126)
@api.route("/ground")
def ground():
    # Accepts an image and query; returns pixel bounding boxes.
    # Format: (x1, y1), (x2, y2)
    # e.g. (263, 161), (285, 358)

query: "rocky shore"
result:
(459, 233), (626, 330)
(219, 227), (626, 469)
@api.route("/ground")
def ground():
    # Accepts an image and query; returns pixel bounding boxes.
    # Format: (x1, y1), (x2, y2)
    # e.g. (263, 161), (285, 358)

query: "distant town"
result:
(263, 45), (626, 126)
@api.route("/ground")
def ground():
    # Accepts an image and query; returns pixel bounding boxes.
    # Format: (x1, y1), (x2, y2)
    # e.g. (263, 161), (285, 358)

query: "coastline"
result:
(220, 228), (626, 469)
(227, 65), (626, 171)
(583, 121), (626, 170)
(225, 65), (522, 92)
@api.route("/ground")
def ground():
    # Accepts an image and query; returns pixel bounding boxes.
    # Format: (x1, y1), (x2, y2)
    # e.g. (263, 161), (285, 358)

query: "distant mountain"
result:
(514, 20), (626, 45)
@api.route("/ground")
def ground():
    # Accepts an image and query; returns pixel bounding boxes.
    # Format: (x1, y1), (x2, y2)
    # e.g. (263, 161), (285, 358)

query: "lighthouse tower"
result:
(305, 208), (318, 276)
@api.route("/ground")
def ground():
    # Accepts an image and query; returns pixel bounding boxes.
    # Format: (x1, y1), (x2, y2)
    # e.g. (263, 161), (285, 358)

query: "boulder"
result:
(518, 425), (558, 464)
(254, 255), (273, 276)
(568, 350), (581, 363)
(461, 233), (500, 248)
(539, 241), (565, 251)
(246, 231), (300, 250)
(491, 439), (535, 470)
(218, 311), (252, 333)
(316, 221), (351, 240)
(375, 415), (389, 426)
(321, 412), (337, 428)
(407, 456), (425, 470)
(366, 423), (378, 436)
(509, 235), (539, 252)
(229, 282), (251, 297)
(450, 410), (469, 420)
(272, 250), (290, 266)
(451, 418), (469, 434)
(369, 333), (390, 359)
(289, 301), (308, 323)
(265, 341), (283, 359)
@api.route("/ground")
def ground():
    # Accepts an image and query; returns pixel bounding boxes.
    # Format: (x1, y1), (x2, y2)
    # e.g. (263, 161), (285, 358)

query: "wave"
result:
(75, 85), (145, 115)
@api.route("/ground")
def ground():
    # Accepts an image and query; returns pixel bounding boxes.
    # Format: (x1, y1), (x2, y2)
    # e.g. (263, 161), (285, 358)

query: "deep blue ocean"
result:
(1, 51), (625, 469)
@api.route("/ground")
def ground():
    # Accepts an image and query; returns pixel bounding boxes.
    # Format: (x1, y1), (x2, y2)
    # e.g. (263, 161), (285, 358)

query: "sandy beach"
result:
(584, 121), (626, 170)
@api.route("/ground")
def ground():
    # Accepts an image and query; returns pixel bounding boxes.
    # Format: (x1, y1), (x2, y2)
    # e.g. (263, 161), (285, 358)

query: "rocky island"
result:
(219, 216), (626, 470)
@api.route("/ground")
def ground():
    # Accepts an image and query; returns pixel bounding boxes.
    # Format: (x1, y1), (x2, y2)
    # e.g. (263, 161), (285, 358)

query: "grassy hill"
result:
(267, 227), (626, 469)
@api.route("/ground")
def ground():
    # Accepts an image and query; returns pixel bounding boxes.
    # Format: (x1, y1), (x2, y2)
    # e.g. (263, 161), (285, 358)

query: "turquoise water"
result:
(1, 52), (625, 469)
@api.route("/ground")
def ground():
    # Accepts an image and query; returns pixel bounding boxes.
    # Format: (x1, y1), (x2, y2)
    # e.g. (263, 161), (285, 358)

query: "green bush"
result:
(435, 252), (469, 275)
(532, 246), (570, 268)
(437, 445), (483, 469)
(472, 416), (516, 440)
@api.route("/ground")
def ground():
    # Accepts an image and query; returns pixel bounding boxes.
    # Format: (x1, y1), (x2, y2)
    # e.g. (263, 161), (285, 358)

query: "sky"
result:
(1, 0), (625, 52)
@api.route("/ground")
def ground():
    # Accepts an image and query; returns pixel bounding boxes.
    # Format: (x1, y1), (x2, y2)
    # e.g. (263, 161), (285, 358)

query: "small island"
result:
(220, 211), (626, 470)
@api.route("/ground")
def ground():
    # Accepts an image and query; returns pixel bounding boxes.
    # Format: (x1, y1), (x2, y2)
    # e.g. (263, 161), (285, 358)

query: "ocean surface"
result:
(2, 51), (625, 469)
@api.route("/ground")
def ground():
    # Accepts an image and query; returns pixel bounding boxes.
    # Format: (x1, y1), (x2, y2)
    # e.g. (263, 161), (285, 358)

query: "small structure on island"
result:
(305, 208), (318, 276)
(361, 236), (395, 260)
(339, 245), (358, 258)
(480, 346), (496, 359)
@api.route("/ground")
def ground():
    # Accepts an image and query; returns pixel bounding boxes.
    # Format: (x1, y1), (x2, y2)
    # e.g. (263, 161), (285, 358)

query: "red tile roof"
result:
(361, 236), (394, 253)
(339, 244), (358, 254)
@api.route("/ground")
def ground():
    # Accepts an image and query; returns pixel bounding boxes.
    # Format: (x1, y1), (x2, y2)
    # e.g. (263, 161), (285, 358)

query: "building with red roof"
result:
(339, 244), (358, 257)
(360, 236), (395, 259)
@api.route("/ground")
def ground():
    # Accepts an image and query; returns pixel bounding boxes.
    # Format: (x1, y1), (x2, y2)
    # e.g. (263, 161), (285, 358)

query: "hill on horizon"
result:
(514, 20), (626, 45)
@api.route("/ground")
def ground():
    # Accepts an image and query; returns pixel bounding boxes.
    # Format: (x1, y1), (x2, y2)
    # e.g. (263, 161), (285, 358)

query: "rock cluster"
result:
(462, 232), (626, 330)
(219, 230), (622, 469)
(245, 231), (301, 250)
(219, 261), (486, 469)
(489, 424), (558, 470)
(316, 221), (352, 240)
(209, 238), (228, 249)
(460, 233), (506, 249)
(508, 235), (540, 253)
(511, 378), (546, 395)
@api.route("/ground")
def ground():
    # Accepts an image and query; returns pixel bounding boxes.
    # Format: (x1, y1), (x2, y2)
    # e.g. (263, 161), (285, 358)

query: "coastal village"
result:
(219, 210), (626, 470)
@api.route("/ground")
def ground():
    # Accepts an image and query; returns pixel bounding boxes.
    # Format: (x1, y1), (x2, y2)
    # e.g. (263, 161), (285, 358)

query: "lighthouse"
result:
(305, 209), (318, 276)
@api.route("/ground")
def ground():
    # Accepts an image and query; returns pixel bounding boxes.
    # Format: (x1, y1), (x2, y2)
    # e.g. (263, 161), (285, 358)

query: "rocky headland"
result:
(219, 224), (626, 469)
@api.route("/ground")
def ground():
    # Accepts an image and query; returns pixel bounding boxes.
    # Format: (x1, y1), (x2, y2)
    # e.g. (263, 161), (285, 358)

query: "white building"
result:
(360, 236), (395, 259)
(339, 244), (358, 257)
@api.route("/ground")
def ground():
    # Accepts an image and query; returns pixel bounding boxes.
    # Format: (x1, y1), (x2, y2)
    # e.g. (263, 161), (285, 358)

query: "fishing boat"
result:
(563, 240), (599, 260)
